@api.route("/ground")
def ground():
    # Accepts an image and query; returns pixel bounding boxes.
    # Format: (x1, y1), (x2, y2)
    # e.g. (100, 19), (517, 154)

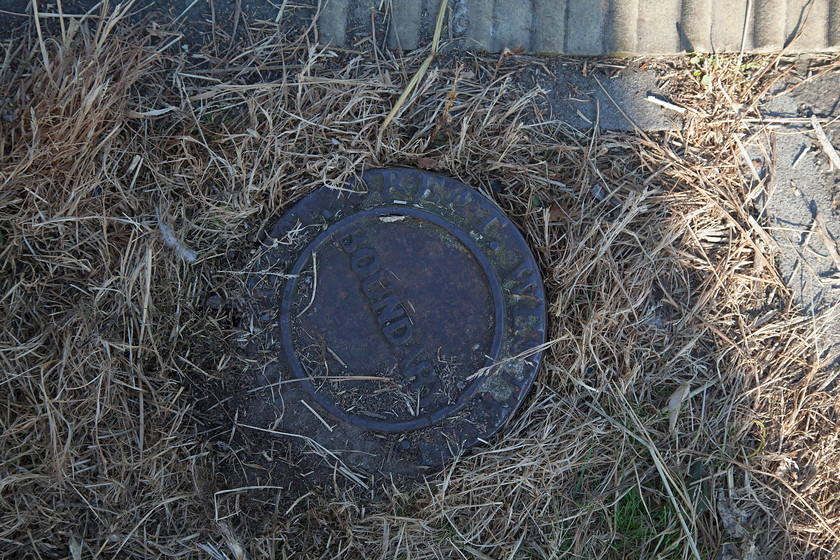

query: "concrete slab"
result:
(388, 0), (422, 51)
(312, 0), (840, 54)
(319, 0), (348, 46)
(786, 0), (831, 51)
(6, 0), (839, 55)
(680, 0), (713, 52)
(521, 63), (679, 132)
(637, 0), (682, 54)
(759, 71), (840, 366)
(464, 0), (494, 51)
(564, 0), (607, 55)
(534, 0), (566, 54)
(493, 0), (531, 51)
(710, 0), (753, 51)
(754, 0), (788, 49)
(832, 0), (840, 46)
(606, 0), (638, 53)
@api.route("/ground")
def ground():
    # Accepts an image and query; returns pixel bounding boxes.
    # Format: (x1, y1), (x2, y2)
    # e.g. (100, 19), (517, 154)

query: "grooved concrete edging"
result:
(318, 0), (840, 54)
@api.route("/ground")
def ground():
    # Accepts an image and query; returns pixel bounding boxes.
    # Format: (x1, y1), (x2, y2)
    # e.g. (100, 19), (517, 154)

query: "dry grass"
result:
(1, 6), (839, 559)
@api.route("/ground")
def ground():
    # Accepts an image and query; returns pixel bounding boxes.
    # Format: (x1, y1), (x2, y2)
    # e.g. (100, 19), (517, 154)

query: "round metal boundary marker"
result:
(244, 168), (546, 475)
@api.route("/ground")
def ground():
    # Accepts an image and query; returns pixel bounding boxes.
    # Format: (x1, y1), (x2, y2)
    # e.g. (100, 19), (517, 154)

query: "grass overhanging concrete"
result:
(1, 6), (839, 559)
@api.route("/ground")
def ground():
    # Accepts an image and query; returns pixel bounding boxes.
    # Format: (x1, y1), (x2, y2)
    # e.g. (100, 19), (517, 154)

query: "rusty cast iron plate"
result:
(242, 169), (546, 477)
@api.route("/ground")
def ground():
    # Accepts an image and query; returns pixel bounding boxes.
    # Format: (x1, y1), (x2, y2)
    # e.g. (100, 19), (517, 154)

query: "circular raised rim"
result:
(279, 206), (506, 432)
(248, 168), (548, 469)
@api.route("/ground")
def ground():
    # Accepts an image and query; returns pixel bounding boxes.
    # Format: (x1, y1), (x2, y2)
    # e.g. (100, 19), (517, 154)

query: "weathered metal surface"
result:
(243, 168), (546, 476)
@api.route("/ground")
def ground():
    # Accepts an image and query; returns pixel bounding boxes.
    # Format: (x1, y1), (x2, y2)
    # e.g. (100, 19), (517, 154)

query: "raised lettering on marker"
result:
(338, 227), (436, 388)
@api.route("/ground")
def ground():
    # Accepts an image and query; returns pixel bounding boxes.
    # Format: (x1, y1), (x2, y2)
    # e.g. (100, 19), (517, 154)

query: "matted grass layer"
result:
(1, 7), (839, 559)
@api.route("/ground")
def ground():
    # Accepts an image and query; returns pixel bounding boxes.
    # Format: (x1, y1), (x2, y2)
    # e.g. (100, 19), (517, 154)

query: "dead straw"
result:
(1, 6), (839, 560)
(379, 0), (448, 135)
